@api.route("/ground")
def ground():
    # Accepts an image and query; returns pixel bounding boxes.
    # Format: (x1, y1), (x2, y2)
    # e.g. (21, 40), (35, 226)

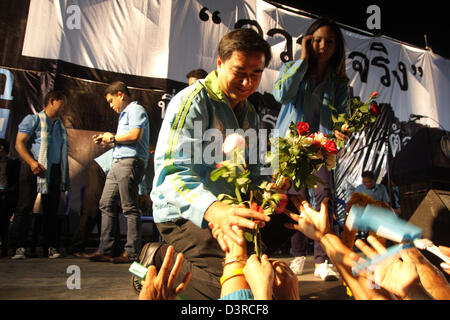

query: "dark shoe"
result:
(66, 246), (85, 256)
(111, 251), (136, 264)
(88, 251), (113, 262)
(73, 251), (93, 259)
(131, 242), (165, 294)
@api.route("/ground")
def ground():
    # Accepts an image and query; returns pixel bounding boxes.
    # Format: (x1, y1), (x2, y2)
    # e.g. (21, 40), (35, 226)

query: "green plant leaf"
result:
(328, 104), (338, 112)
(236, 177), (250, 186)
(210, 167), (227, 181)
(359, 105), (369, 113)
(244, 232), (253, 242)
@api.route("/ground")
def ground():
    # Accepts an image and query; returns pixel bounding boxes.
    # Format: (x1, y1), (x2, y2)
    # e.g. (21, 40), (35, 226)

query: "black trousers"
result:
(9, 162), (61, 250)
(156, 219), (224, 300)
(0, 190), (17, 255)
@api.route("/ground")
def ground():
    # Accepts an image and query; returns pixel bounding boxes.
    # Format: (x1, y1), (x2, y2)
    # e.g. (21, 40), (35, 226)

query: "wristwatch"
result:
(109, 135), (116, 143)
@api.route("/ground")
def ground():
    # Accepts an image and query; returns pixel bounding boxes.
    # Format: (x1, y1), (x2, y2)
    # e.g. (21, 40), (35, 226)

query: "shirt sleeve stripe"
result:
(163, 83), (203, 203)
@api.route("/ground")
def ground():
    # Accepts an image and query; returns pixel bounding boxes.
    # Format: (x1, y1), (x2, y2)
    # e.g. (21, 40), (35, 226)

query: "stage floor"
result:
(0, 250), (350, 300)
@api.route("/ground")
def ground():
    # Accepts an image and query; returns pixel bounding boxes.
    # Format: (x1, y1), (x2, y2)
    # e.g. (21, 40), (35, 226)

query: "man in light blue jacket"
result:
(151, 28), (272, 299)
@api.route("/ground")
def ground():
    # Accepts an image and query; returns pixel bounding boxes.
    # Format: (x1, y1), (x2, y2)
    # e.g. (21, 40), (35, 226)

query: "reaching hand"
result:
(271, 260), (300, 300)
(284, 195), (330, 241)
(438, 246), (450, 275)
(355, 236), (420, 299)
(243, 254), (274, 300)
(205, 201), (270, 249)
(138, 245), (191, 300)
(210, 223), (247, 259)
(405, 246), (450, 299)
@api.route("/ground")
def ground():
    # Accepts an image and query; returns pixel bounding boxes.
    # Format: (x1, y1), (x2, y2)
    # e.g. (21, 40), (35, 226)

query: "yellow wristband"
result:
(220, 268), (244, 286)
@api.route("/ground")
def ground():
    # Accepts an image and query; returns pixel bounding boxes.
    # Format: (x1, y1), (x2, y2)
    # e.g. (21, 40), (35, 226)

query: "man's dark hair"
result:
(0, 138), (9, 154)
(104, 81), (131, 97)
(44, 90), (67, 106)
(218, 28), (272, 67)
(186, 69), (208, 80)
(362, 170), (375, 180)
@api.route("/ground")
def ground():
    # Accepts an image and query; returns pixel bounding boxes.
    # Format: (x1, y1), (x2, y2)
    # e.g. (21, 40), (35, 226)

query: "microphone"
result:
(410, 113), (428, 119)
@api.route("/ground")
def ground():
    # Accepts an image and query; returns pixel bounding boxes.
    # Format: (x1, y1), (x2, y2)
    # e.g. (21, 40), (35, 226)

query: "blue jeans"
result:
(98, 157), (145, 258)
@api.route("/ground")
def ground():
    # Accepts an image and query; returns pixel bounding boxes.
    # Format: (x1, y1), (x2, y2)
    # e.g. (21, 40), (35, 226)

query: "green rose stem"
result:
(253, 197), (268, 259)
(235, 185), (243, 203)
(254, 223), (260, 258)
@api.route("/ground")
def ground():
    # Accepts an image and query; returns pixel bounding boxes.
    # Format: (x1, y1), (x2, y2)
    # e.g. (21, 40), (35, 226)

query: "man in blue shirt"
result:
(353, 170), (390, 204)
(89, 81), (150, 264)
(10, 90), (69, 259)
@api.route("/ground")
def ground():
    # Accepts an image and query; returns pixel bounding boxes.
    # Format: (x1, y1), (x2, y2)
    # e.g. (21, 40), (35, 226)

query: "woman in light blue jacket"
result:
(273, 18), (350, 280)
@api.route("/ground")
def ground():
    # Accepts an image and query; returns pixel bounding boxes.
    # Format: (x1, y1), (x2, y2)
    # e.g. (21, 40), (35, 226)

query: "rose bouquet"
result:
(328, 91), (381, 148)
(266, 121), (339, 192)
(210, 133), (287, 257)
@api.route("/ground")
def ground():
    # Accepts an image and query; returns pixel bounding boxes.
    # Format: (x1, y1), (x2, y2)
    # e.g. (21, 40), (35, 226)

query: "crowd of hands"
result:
(138, 195), (450, 300)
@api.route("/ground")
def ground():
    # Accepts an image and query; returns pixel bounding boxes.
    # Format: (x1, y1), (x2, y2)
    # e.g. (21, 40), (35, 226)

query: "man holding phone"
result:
(89, 81), (150, 264)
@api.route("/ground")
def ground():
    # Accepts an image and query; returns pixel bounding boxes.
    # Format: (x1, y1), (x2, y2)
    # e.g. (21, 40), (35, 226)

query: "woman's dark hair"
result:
(305, 17), (348, 81)
(218, 28), (272, 67)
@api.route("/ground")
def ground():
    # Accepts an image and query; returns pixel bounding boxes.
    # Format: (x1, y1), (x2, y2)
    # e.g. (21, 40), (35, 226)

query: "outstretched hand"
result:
(205, 201), (270, 249)
(271, 260), (300, 300)
(243, 254), (274, 300)
(138, 245), (191, 300)
(283, 195), (330, 241)
(355, 236), (421, 300)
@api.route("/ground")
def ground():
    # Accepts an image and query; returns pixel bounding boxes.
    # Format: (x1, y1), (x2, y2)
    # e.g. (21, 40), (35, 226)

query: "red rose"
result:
(274, 193), (288, 214)
(370, 91), (379, 99)
(250, 202), (264, 213)
(323, 139), (338, 154)
(296, 122), (310, 136)
(369, 102), (381, 116)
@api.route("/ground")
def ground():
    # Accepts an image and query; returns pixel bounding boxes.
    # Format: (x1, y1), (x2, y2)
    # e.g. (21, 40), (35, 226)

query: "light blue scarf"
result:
(36, 111), (70, 194)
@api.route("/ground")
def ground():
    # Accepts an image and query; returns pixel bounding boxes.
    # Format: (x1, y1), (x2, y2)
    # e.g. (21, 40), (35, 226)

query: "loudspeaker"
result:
(408, 189), (450, 246)
(399, 182), (445, 221)
(392, 127), (450, 186)
(408, 189), (450, 280)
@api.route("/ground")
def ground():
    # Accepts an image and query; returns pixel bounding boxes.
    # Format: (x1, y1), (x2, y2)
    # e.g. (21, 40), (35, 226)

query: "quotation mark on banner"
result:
(411, 65), (423, 78)
(199, 7), (221, 24)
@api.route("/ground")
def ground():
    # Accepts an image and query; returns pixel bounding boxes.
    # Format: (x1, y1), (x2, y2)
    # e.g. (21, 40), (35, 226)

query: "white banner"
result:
(22, 0), (450, 130)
